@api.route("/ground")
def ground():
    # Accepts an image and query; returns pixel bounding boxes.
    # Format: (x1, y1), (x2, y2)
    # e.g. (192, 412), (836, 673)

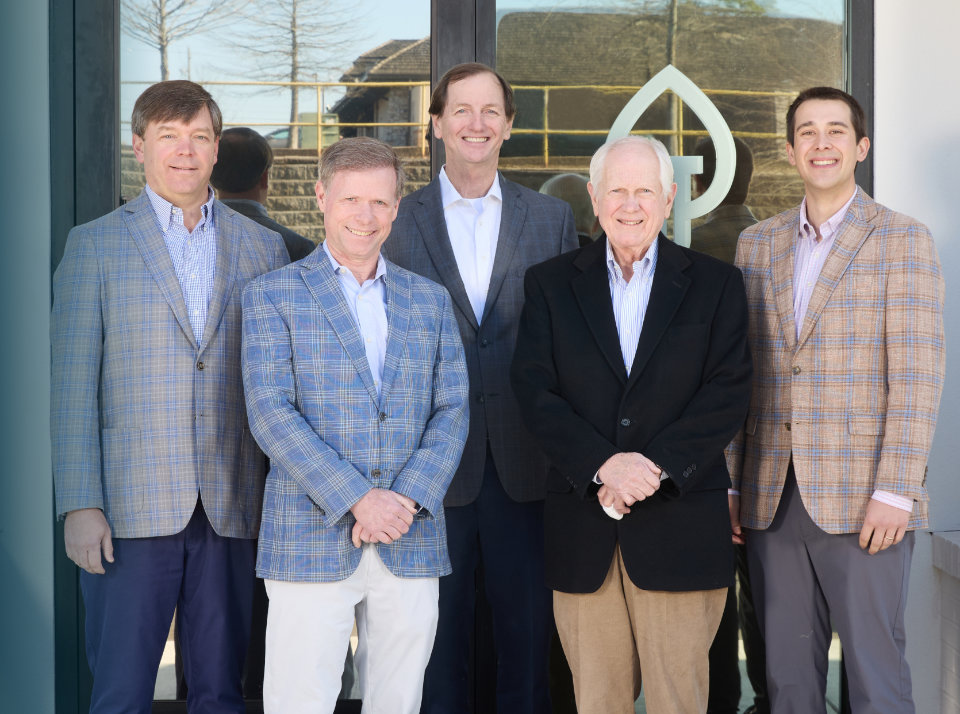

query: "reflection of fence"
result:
(121, 80), (796, 165)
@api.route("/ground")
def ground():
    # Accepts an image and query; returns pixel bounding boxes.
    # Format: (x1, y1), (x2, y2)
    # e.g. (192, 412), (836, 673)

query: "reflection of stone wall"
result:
(375, 88), (411, 147)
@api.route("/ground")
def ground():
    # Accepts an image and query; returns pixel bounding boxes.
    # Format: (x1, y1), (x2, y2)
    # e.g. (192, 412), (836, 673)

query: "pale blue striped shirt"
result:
(606, 237), (659, 376)
(322, 242), (388, 397)
(145, 184), (217, 344)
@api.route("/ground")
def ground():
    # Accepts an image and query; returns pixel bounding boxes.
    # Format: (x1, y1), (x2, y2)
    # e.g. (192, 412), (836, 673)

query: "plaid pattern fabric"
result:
(726, 191), (944, 533)
(51, 191), (289, 538)
(241, 250), (469, 582)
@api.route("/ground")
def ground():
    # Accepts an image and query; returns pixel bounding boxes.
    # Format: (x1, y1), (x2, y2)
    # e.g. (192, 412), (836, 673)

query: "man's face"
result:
(588, 143), (676, 260)
(432, 72), (513, 174)
(132, 108), (219, 207)
(786, 98), (869, 197)
(315, 167), (399, 268)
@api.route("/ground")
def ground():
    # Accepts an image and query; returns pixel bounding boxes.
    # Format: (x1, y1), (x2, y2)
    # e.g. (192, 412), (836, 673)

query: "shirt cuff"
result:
(871, 489), (914, 513)
(593, 471), (602, 485)
(727, 489), (740, 496)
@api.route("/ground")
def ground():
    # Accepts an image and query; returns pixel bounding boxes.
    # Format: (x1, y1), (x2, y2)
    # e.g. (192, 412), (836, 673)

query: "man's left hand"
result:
(859, 499), (909, 554)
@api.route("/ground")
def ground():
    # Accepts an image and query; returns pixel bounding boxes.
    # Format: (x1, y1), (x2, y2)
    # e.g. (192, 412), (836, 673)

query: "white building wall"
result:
(875, 3), (960, 712)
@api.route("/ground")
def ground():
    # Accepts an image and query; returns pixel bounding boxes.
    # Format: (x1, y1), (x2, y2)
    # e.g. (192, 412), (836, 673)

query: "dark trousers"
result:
(421, 449), (553, 714)
(80, 499), (256, 714)
(707, 545), (769, 714)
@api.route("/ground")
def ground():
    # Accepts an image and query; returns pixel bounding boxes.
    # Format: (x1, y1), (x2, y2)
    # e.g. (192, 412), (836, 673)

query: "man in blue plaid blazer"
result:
(241, 137), (469, 713)
(51, 81), (288, 713)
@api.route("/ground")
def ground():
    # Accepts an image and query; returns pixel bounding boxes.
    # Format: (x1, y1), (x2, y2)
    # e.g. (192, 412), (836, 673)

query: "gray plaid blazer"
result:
(384, 174), (578, 506)
(241, 250), (469, 581)
(51, 190), (289, 539)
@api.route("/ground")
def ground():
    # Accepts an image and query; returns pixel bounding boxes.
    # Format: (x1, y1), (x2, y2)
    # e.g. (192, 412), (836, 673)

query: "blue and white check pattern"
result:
(606, 236), (658, 376)
(145, 184), (217, 343)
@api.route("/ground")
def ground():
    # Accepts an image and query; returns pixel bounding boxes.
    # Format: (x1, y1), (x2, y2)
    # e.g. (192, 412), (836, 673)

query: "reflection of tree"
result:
(122, 0), (244, 81)
(232, 0), (366, 148)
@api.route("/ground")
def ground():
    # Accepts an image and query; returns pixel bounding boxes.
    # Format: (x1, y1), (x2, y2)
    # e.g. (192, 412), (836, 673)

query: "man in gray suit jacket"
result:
(383, 62), (578, 713)
(51, 81), (287, 713)
(211, 126), (316, 262)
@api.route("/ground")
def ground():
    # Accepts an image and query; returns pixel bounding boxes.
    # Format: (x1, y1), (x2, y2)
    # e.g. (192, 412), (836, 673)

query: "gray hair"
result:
(318, 137), (405, 200)
(589, 136), (674, 196)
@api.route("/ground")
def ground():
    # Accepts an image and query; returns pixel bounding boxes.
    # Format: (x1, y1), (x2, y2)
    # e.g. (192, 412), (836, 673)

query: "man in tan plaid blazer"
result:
(727, 87), (944, 713)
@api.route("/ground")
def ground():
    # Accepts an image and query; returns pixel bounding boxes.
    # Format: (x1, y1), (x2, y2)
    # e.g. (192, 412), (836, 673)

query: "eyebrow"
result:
(796, 119), (850, 131)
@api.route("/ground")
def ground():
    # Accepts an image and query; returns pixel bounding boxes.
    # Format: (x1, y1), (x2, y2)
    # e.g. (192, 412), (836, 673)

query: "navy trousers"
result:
(421, 449), (553, 714)
(80, 499), (256, 714)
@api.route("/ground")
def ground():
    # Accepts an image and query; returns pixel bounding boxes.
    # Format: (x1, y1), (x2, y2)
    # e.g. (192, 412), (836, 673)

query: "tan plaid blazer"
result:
(726, 191), (944, 533)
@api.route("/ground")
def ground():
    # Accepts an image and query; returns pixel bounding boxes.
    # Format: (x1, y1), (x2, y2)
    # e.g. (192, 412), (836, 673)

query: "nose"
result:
(467, 111), (485, 131)
(815, 131), (832, 149)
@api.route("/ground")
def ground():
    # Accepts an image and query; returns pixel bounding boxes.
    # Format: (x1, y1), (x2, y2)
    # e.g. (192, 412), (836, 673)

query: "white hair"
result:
(589, 135), (674, 196)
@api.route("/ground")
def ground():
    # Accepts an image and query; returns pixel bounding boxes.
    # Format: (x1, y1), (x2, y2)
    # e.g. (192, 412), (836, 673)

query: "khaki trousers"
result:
(553, 546), (726, 714)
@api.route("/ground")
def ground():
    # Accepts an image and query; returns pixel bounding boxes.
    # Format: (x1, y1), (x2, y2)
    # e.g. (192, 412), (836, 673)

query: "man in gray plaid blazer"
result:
(242, 137), (469, 713)
(51, 81), (288, 713)
(728, 87), (945, 712)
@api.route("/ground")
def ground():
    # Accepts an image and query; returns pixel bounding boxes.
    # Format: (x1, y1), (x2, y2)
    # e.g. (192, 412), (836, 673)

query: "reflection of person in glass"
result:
(689, 135), (769, 714)
(728, 87), (944, 713)
(512, 136), (752, 714)
(51, 80), (288, 713)
(242, 137), (469, 714)
(384, 62), (578, 713)
(540, 172), (598, 246)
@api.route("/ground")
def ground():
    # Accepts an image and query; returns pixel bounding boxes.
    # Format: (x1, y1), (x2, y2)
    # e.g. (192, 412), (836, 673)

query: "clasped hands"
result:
(597, 452), (662, 517)
(350, 488), (418, 547)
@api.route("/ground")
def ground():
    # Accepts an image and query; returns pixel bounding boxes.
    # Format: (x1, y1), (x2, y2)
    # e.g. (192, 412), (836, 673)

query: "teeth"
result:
(464, 137), (488, 143)
(346, 227), (374, 236)
(621, 220), (642, 225)
(812, 159), (835, 165)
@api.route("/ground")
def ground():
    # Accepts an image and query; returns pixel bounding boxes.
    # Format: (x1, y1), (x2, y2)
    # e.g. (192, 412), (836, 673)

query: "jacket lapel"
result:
(571, 238), (627, 385)
(413, 180), (478, 331)
(199, 204), (240, 354)
(626, 235), (690, 389)
(124, 192), (198, 351)
(300, 254), (379, 404)
(796, 192), (876, 348)
(770, 208), (799, 352)
(379, 262), (411, 406)
(480, 174), (524, 323)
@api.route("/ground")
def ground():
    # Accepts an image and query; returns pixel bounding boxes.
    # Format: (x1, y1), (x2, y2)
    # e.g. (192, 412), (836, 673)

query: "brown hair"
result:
(318, 137), (405, 200)
(211, 127), (272, 193)
(131, 80), (223, 138)
(786, 87), (867, 144)
(428, 63), (515, 120)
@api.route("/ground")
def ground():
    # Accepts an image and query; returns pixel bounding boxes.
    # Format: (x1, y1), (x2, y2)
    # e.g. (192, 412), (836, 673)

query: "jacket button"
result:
(197, 361), (204, 370)
(620, 418), (631, 427)
(379, 412), (387, 422)
(480, 338), (489, 347)
(792, 366), (801, 375)
(478, 394), (485, 404)
(785, 423), (792, 431)
(371, 469), (381, 477)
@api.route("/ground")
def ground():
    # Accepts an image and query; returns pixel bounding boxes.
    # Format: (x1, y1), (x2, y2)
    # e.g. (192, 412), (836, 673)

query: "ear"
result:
(315, 180), (326, 212)
(856, 136), (871, 163)
(259, 169), (270, 191)
(431, 113), (443, 141)
(785, 141), (797, 167)
(504, 115), (513, 141)
(132, 134), (145, 164)
(587, 181), (600, 217)
(663, 182), (678, 218)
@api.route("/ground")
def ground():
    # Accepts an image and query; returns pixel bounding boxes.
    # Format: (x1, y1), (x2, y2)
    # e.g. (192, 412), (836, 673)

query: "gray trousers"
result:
(745, 468), (915, 714)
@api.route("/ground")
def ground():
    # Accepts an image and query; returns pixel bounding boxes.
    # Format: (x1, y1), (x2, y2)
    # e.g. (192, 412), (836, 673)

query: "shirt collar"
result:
(606, 234), (659, 283)
(145, 184), (216, 233)
(798, 186), (858, 243)
(322, 240), (387, 285)
(438, 166), (502, 209)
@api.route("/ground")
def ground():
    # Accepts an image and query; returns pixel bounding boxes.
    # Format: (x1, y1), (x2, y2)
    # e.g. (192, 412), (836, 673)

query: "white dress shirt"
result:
(438, 167), (503, 322)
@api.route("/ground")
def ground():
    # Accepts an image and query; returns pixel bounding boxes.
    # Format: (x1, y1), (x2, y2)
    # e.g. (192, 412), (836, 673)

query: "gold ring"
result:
(884, 537), (895, 541)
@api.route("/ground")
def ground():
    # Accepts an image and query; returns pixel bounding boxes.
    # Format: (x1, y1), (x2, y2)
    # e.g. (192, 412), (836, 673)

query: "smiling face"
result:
(786, 98), (870, 201)
(432, 71), (513, 175)
(132, 108), (218, 209)
(315, 166), (399, 278)
(589, 142), (676, 266)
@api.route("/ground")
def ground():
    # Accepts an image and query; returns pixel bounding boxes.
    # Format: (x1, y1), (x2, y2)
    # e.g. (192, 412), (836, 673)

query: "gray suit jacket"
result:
(51, 191), (288, 538)
(222, 198), (315, 262)
(384, 173), (578, 506)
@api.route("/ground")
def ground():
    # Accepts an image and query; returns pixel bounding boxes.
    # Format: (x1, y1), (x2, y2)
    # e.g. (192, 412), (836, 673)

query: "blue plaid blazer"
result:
(241, 249), (469, 582)
(51, 190), (289, 539)
(727, 191), (944, 533)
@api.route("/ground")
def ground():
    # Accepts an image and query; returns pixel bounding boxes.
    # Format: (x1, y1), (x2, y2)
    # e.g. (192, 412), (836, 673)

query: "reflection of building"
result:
(333, 38), (430, 148)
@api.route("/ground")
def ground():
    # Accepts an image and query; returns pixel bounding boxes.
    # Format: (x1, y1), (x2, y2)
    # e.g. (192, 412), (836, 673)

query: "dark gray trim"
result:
(849, 0), (874, 194)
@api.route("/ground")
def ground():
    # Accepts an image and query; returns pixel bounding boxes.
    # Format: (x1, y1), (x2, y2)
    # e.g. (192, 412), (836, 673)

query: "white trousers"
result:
(263, 545), (440, 714)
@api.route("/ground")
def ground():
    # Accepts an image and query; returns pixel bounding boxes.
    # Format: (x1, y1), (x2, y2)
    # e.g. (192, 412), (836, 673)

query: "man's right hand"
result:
(350, 489), (417, 547)
(597, 452), (662, 505)
(64, 508), (114, 574)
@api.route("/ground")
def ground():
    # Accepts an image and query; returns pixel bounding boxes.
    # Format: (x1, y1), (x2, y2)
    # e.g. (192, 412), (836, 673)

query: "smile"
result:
(619, 219), (643, 225)
(811, 159), (837, 166)
(463, 137), (488, 143)
(346, 227), (375, 237)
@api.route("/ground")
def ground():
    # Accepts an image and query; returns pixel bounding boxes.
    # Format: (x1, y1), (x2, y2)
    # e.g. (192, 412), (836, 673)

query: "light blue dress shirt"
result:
(606, 236), (659, 376)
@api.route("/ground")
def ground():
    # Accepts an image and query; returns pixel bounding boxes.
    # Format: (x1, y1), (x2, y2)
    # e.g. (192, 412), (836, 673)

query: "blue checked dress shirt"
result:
(145, 184), (217, 343)
(606, 236), (659, 376)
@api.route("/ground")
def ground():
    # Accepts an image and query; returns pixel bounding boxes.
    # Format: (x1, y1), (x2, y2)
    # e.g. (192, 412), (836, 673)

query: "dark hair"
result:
(131, 80), (223, 138)
(428, 63), (516, 120)
(786, 87), (867, 144)
(693, 136), (754, 206)
(318, 137), (405, 200)
(211, 127), (272, 193)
